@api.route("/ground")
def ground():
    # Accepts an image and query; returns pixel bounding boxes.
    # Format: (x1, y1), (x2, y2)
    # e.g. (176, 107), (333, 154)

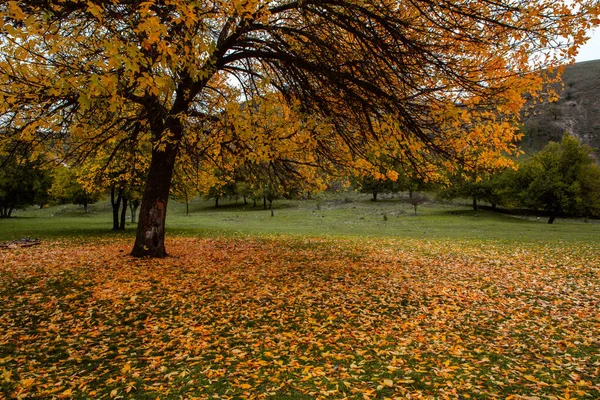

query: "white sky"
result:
(575, 28), (600, 62)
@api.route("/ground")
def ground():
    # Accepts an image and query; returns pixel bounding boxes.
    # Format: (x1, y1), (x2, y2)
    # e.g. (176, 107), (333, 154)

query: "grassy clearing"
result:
(1, 237), (599, 399)
(2, 192), (600, 244)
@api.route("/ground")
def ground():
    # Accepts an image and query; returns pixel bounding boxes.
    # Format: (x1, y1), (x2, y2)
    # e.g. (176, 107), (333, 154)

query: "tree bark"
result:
(215, 196), (219, 208)
(548, 214), (556, 224)
(372, 191), (378, 201)
(185, 192), (189, 216)
(131, 140), (179, 258)
(472, 197), (478, 211)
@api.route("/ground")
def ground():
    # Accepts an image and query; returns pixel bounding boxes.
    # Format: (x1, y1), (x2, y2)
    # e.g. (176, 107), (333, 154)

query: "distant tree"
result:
(126, 189), (143, 224)
(0, 153), (51, 217)
(547, 103), (563, 121)
(50, 166), (102, 213)
(439, 169), (505, 211)
(408, 192), (428, 215)
(171, 170), (198, 217)
(33, 168), (54, 209)
(205, 180), (236, 209)
(354, 175), (401, 202)
(75, 140), (149, 230)
(235, 182), (253, 206)
(578, 165), (600, 218)
(507, 133), (600, 223)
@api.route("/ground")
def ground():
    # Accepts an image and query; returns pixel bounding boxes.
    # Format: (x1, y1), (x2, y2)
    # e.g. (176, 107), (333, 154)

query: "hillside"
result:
(520, 59), (600, 153)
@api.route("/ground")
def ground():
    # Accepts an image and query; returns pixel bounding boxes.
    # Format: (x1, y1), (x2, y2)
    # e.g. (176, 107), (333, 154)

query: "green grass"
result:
(2, 191), (599, 244)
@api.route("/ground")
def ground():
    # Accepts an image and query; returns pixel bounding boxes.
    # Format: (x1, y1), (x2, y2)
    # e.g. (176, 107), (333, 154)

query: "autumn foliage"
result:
(1, 237), (599, 399)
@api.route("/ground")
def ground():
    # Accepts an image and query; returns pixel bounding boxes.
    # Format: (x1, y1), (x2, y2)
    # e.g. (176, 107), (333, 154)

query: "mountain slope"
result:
(520, 59), (600, 153)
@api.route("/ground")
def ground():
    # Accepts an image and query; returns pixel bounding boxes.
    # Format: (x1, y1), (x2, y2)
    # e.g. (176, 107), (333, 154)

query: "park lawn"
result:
(2, 193), (600, 243)
(1, 233), (599, 399)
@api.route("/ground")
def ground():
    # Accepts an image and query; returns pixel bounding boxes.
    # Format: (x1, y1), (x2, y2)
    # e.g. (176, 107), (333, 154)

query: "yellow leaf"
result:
(20, 378), (35, 387)
(381, 378), (394, 387)
(122, 363), (131, 374)
(239, 383), (252, 389)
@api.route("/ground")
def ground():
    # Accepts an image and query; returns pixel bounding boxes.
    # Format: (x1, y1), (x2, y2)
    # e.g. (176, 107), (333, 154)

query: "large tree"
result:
(0, 1), (597, 256)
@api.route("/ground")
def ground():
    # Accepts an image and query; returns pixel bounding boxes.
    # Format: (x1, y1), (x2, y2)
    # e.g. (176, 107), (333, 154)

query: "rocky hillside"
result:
(520, 59), (600, 153)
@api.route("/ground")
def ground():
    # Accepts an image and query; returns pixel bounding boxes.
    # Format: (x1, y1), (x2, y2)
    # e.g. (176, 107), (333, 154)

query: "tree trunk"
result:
(131, 140), (179, 258)
(269, 200), (274, 216)
(372, 191), (378, 202)
(472, 197), (478, 211)
(83, 202), (88, 213)
(119, 196), (128, 230)
(185, 192), (189, 216)
(263, 197), (267, 210)
(413, 204), (418, 215)
(129, 200), (140, 224)
(215, 196), (219, 208)
(111, 187), (122, 231)
(548, 214), (556, 224)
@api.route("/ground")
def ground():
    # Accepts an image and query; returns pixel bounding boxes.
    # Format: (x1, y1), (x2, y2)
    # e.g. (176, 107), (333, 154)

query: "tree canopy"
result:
(1, 0), (598, 256)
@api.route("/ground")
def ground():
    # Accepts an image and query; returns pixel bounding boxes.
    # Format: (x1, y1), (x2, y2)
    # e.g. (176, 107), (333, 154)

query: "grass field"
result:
(2, 192), (600, 243)
(1, 194), (599, 399)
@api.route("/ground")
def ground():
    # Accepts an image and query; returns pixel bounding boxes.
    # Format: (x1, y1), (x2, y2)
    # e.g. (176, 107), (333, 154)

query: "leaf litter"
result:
(0, 237), (598, 399)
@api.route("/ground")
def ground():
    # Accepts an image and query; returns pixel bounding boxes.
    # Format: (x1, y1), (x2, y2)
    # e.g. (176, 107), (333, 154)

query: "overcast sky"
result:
(575, 28), (600, 62)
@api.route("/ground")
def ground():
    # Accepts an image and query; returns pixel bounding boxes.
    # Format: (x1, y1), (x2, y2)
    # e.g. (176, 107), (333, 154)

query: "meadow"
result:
(1, 194), (599, 399)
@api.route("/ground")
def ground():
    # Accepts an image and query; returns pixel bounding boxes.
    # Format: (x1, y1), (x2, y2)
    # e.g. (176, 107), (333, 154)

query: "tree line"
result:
(2, 133), (598, 225)
(355, 134), (600, 224)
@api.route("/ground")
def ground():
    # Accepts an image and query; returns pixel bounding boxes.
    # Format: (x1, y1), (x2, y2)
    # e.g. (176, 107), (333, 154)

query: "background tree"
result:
(1, 0), (597, 257)
(505, 133), (600, 223)
(50, 165), (102, 213)
(0, 152), (52, 218)
(353, 170), (403, 202)
(438, 168), (506, 211)
(75, 136), (150, 230)
(409, 192), (428, 215)
(170, 166), (199, 216)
